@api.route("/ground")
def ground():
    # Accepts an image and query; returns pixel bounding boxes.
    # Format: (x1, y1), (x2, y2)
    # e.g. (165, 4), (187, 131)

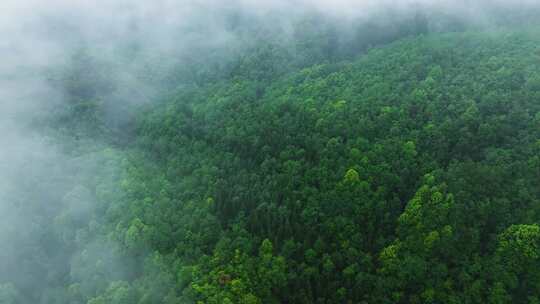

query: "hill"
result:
(83, 30), (540, 303)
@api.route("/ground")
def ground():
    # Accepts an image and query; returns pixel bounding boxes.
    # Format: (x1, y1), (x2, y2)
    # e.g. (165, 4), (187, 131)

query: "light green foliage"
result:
(344, 168), (360, 183)
(498, 225), (540, 262)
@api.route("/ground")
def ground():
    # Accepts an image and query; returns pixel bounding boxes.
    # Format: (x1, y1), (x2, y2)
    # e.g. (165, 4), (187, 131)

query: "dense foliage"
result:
(78, 30), (540, 303)
(2, 8), (540, 304)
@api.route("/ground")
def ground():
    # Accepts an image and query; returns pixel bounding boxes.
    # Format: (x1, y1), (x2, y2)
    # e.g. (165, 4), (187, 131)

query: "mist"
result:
(1, 0), (540, 303)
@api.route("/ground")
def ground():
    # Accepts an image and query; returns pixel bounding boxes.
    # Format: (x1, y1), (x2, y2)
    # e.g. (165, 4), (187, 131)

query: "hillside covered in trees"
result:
(2, 2), (540, 304)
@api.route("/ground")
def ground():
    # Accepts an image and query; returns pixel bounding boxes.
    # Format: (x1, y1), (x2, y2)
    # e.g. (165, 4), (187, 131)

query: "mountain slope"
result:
(85, 30), (540, 303)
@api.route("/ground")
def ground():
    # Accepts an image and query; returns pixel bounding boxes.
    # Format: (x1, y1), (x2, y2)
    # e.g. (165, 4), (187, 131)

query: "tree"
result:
(379, 175), (456, 303)
(491, 225), (540, 303)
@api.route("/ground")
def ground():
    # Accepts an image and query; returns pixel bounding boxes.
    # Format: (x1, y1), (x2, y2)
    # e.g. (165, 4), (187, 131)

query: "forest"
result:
(1, 1), (540, 303)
